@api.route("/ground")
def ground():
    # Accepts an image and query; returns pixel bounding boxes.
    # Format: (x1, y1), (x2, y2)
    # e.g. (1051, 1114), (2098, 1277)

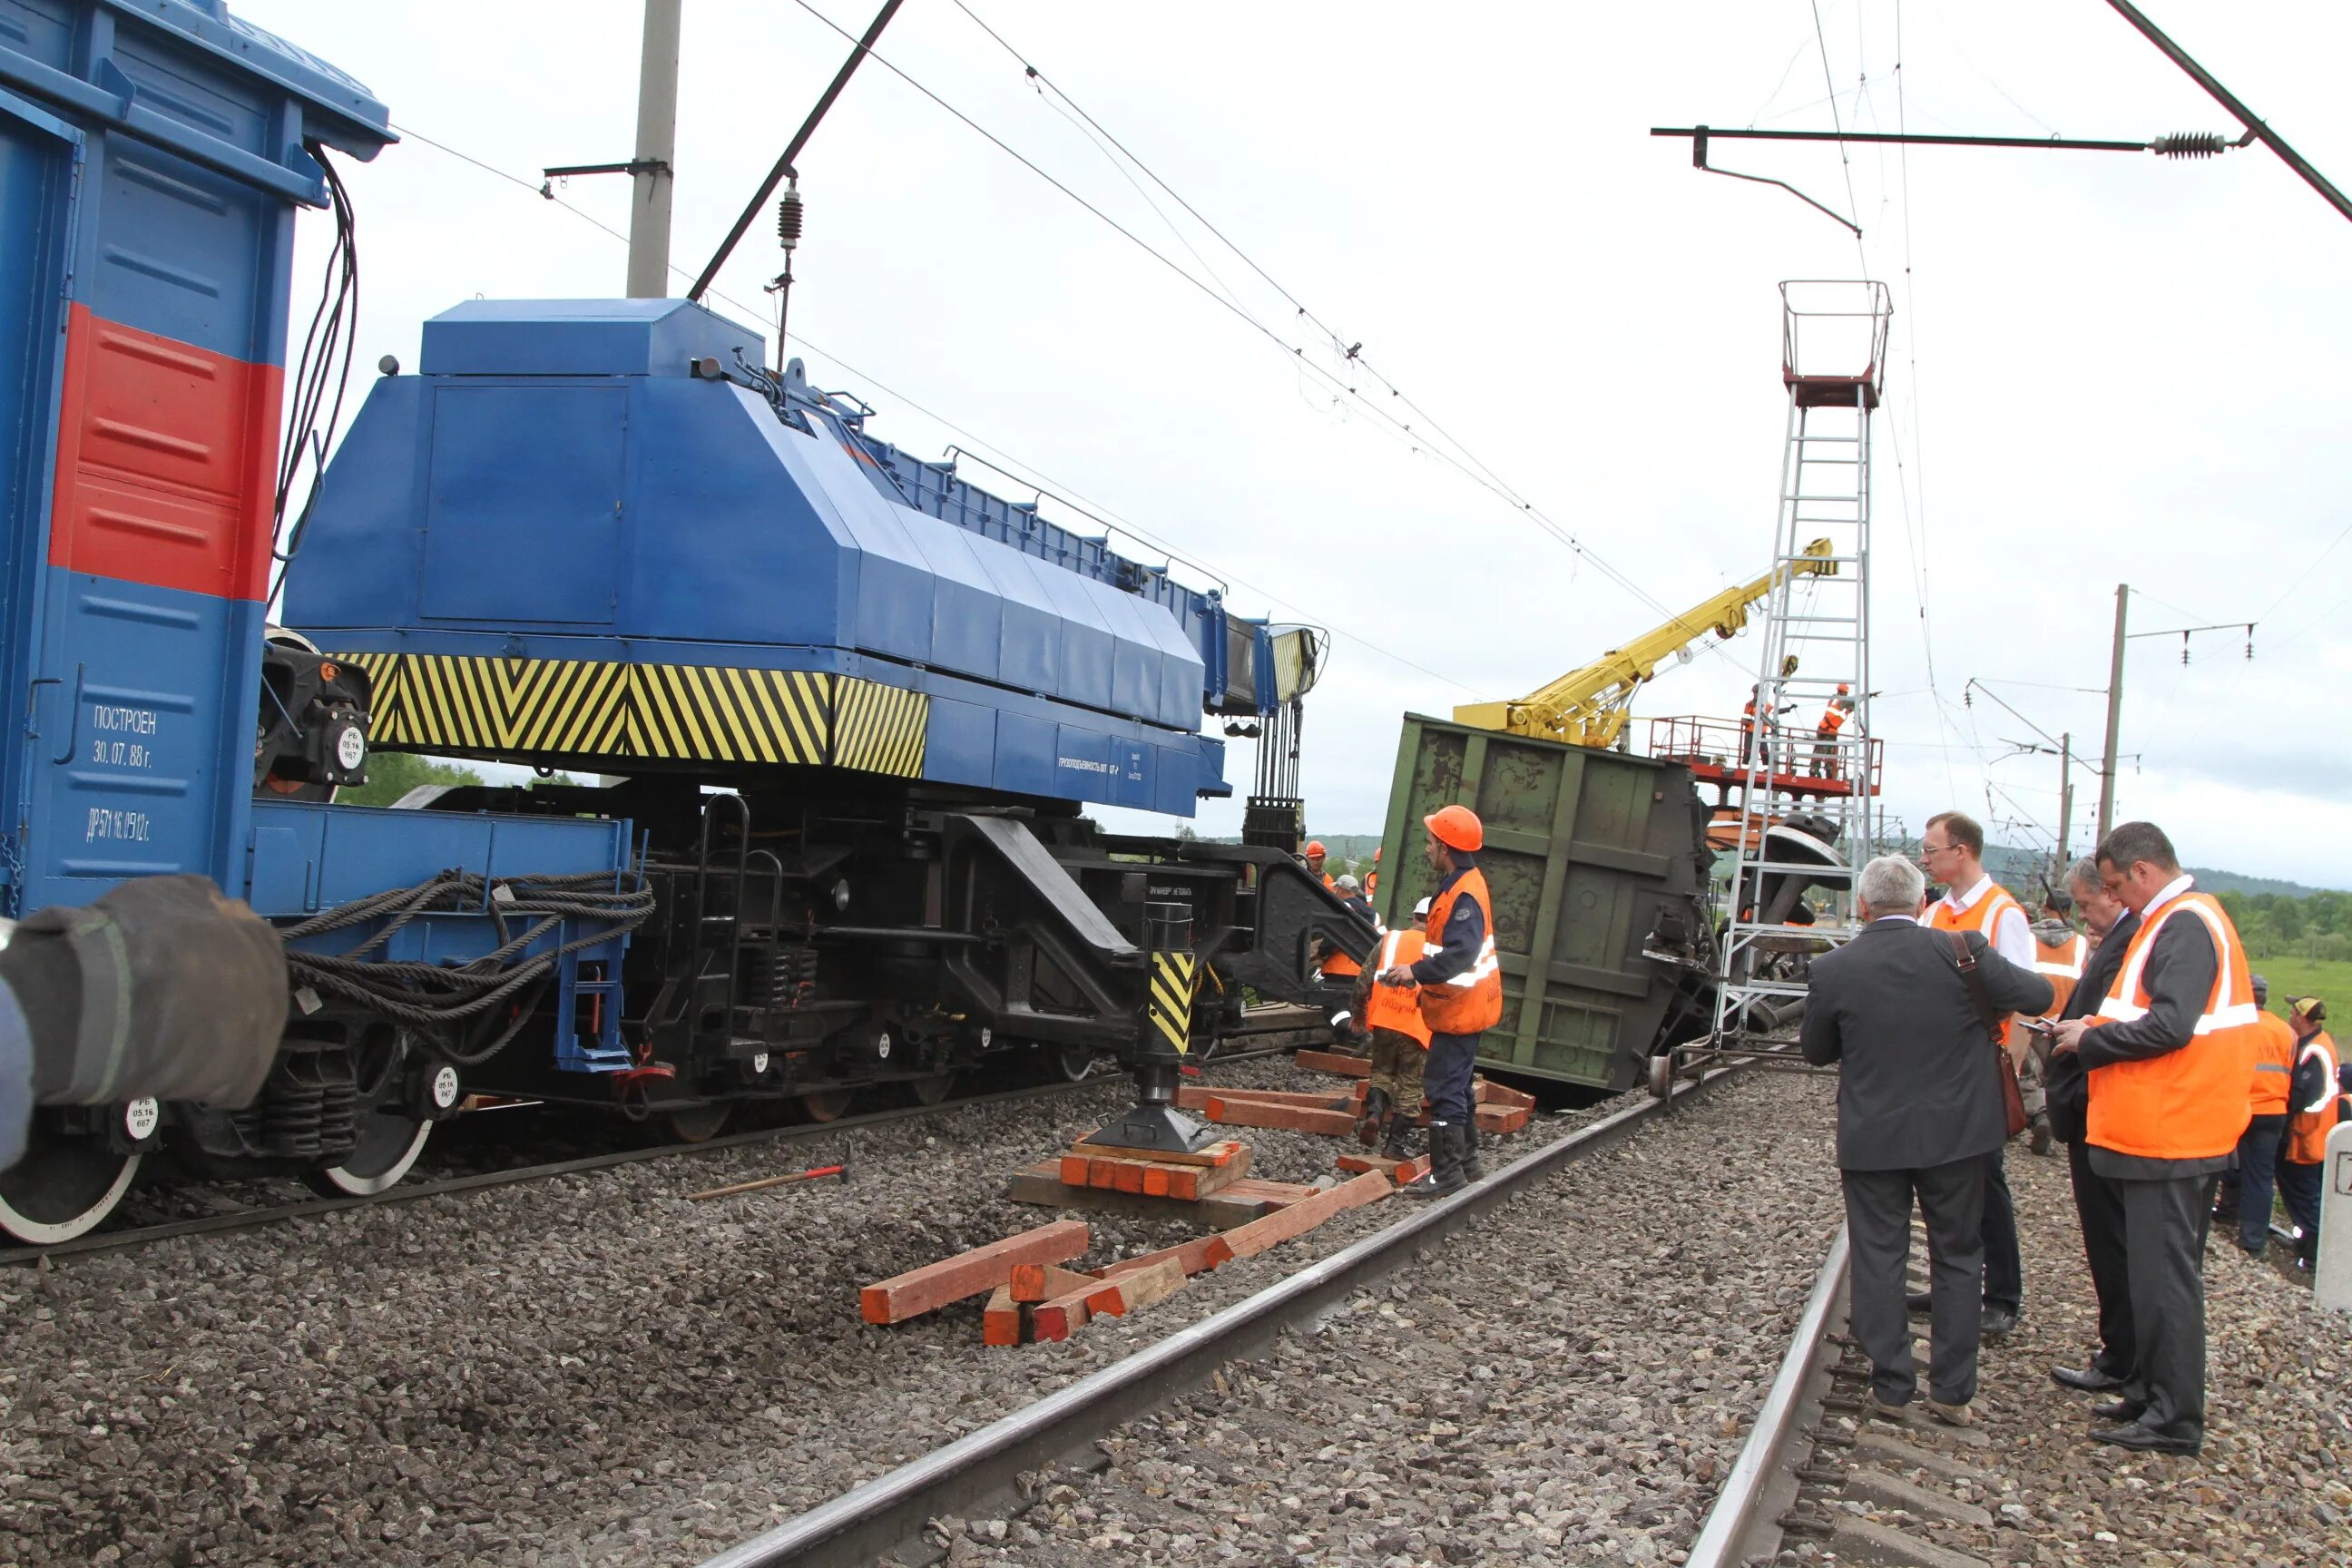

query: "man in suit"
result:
(1802, 855), (2053, 1425)
(2046, 858), (2142, 1400)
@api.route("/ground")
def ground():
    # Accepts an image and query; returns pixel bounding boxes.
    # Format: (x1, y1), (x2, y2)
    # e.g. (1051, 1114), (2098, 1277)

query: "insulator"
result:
(777, 181), (804, 250)
(2151, 132), (2227, 160)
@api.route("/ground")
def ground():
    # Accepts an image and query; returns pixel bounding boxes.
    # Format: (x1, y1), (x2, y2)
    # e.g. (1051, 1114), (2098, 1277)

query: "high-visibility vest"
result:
(1366, 869), (1378, 897)
(2033, 931), (2088, 1021)
(1364, 928), (1432, 1047)
(2286, 1029), (2342, 1163)
(2084, 890), (2259, 1161)
(1816, 703), (1847, 740)
(1930, 882), (2028, 1049)
(2249, 1011), (2296, 1117)
(1418, 867), (1503, 1035)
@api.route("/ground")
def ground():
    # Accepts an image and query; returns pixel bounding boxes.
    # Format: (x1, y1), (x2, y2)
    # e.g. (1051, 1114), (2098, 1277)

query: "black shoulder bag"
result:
(1944, 930), (2030, 1140)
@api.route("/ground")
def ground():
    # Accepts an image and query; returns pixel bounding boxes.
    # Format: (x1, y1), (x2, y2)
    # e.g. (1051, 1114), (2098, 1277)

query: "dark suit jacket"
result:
(1800, 916), (2056, 1171)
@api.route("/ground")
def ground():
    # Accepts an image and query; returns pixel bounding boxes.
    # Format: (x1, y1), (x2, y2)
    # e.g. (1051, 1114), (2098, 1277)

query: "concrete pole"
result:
(626, 0), (683, 299)
(2096, 584), (2128, 846)
(2057, 730), (2073, 868)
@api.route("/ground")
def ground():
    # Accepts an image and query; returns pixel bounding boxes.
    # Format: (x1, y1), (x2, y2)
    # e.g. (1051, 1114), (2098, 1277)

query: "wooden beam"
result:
(1097, 1233), (1233, 1281)
(1220, 1171), (1391, 1259)
(1294, 1049), (1372, 1077)
(1068, 1136), (1248, 1168)
(1030, 1280), (1096, 1342)
(1010, 1262), (1100, 1303)
(1084, 1256), (1185, 1318)
(1337, 1152), (1431, 1186)
(982, 1285), (1024, 1348)
(1201, 1097), (1357, 1137)
(1008, 1162), (1292, 1229)
(858, 1219), (1091, 1326)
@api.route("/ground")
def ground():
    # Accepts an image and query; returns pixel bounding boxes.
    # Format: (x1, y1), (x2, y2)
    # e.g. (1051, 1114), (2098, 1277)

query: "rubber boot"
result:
(1460, 1114), (1485, 1182)
(1355, 1087), (1389, 1149)
(1402, 1122), (1466, 1200)
(1380, 1111), (1417, 1161)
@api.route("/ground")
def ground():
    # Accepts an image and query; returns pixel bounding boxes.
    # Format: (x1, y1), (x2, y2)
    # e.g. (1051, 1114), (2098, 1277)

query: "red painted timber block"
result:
(1083, 1256), (1185, 1318)
(1294, 1049), (1372, 1078)
(982, 1285), (1024, 1348)
(859, 1219), (1091, 1325)
(1221, 1171), (1392, 1259)
(1030, 1282), (1096, 1342)
(1221, 1178), (1319, 1210)
(1475, 1105), (1532, 1135)
(1474, 1078), (1537, 1110)
(1202, 1096), (1357, 1137)
(1097, 1233), (1234, 1281)
(1337, 1152), (1433, 1186)
(1010, 1263), (1100, 1303)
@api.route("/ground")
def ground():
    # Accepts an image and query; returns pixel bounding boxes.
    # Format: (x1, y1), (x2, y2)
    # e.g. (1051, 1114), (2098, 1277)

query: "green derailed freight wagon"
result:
(1372, 715), (1720, 1092)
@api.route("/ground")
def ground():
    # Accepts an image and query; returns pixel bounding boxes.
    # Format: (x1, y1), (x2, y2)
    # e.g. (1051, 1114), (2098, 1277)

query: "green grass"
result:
(2242, 953), (2352, 1015)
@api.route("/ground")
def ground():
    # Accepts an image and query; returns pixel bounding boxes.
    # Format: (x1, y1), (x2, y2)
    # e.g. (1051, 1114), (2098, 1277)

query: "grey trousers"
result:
(2117, 1171), (2218, 1446)
(1843, 1157), (1988, 1406)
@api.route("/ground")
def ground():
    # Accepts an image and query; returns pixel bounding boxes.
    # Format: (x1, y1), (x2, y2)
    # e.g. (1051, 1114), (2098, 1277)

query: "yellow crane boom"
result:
(1453, 539), (1837, 748)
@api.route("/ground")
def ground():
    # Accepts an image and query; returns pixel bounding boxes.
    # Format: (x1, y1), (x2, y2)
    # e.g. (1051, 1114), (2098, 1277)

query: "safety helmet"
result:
(1304, 840), (1327, 858)
(1424, 804), (1484, 853)
(1837, 682), (1850, 694)
(1412, 897), (1432, 918)
(1335, 873), (1360, 893)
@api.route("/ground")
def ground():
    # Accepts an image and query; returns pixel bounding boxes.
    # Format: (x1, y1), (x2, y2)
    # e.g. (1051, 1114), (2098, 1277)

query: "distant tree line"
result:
(2213, 889), (2352, 963)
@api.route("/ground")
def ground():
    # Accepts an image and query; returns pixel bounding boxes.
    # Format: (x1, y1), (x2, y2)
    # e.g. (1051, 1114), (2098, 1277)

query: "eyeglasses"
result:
(1918, 842), (1957, 858)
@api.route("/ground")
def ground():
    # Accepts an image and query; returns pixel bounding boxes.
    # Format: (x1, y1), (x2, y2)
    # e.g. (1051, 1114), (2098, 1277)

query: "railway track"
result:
(0, 1033), (1324, 1270)
(694, 1063), (1748, 1568)
(1690, 1222), (2019, 1568)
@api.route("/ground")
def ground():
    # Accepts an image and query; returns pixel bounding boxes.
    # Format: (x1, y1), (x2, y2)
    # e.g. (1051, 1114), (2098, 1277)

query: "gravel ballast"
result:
(0, 1055), (1627, 1566)
(925, 1070), (1846, 1568)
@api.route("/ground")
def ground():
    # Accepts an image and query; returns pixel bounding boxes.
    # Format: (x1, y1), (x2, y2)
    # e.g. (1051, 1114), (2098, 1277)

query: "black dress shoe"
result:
(2051, 1365), (2127, 1393)
(2092, 1397), (2148, 1422)
(1906, 1291), (1933, 1316)
(2091, 1423), (2199, 1455)
(1980, 1307), (2018, 1338)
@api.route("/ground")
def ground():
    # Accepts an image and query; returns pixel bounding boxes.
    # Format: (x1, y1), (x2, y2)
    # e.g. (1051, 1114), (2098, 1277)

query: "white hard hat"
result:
(1335, 873), (1361, 893)
(1412, 897), (1432, 917)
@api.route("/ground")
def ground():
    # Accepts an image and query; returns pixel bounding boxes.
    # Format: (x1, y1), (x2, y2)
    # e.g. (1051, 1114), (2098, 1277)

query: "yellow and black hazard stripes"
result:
(1146, 950), (1200, 1056)
(332, 652), (929, 779)
(625, 663), (832, 765)
(831, 676), (927, 779)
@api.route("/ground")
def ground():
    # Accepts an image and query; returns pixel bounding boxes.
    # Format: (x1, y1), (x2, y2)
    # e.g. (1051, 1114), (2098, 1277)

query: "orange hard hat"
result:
(1304, 840), (1327, 858)
(1423, 804), (1484, 853)
(1836, 682), (1851, 694)
(1372, 847), (1382, 862)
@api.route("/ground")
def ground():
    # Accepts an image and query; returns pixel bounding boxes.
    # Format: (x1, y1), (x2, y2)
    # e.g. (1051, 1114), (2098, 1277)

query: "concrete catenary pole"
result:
(626, 0), (682, 299)
(2096, 585), (2129, 845)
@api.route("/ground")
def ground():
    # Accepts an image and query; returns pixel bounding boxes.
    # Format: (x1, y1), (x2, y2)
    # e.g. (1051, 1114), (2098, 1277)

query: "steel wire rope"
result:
(384, 122), (1485, 701)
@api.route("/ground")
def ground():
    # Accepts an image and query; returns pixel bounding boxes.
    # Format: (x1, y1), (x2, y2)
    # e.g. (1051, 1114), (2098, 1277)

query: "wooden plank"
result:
(1475, 1105), (1532, 1136)
(1008, 1162), (1287, 1229)
(1182, 1087), (1361, 1110)
(1220, 1178), (1319, 1210)
(1294, 1049), (1372, 1077)
(982, 1285), (1024, 1348)
(1010, 1263), (1100, 1303)
(1201, 1097), (1357, 1137)
(858, 1219), (1091, 1326)
(1084, 1256), (1185, 1318)
(1069, 1136), (1247, 1169)
(1030, 1281), (1095, 1343)
(1220, 1171), (1392, 1259)
(1097, 1232), (1234, 1281)
(1475, 1078), (1537, 1110)
(1337, 1152), (1432, 1185)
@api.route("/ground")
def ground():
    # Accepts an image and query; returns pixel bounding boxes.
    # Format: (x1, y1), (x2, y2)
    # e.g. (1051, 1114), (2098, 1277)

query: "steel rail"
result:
(697, 1063), (1745, 1568)
(1, 1035), (1320, 1269)
(1685, 1223), (1851, 1568)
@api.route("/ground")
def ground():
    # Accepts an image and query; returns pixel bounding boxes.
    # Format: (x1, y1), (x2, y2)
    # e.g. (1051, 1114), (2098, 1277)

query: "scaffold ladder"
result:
(1709, 281), (1890, 1052)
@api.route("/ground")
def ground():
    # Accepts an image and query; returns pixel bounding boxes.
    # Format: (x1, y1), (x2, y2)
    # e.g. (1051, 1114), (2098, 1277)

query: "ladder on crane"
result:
(1707, 280), (1891, 1055)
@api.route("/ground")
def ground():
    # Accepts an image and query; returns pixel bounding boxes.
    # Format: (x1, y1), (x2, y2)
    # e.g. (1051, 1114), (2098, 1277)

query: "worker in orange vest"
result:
(1303, 840), (1332, 889)
(2277, 995), (2343, 1272)
(1809, 685), (1856, 779)
(1377, 803), (1502, 1199)
(1353, 897), (1433, 1158)
(2052, 820), (2259, 1455)
(1366, 846), (1380, 899)
(1319, 874), (1370, 989)
(2213, 975), (2297, 1257)
(1921, 810), (2033, 1335)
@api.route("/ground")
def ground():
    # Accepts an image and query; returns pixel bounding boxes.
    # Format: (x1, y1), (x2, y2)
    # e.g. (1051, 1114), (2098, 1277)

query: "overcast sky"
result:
(244, 1), (2352, 887)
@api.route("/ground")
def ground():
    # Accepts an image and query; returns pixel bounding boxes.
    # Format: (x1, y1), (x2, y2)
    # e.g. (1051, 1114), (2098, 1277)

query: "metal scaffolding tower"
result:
(1708, 280), (1890, 1054)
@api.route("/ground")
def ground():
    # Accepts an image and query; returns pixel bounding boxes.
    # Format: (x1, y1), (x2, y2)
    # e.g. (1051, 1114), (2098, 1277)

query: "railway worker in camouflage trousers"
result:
(1354, 898), (1434, 1159)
